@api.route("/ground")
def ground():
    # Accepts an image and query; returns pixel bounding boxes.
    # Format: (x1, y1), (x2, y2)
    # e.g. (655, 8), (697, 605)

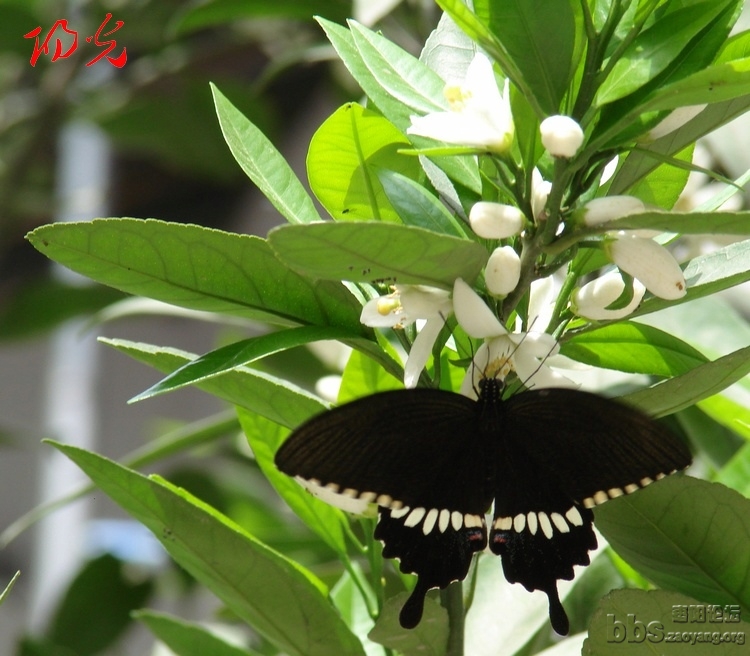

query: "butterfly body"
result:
(274, 380), (691, 634)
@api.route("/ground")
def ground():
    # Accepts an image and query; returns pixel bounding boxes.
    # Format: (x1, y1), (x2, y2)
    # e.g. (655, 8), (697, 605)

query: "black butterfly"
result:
(274, 378), (691, 635)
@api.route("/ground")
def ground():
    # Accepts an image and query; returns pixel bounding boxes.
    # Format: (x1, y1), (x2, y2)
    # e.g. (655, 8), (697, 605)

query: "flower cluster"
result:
(358, 51), (689, 391)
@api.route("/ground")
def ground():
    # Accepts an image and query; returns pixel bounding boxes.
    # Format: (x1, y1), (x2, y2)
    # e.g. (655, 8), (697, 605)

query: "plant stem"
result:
(443, 582), (465, 656)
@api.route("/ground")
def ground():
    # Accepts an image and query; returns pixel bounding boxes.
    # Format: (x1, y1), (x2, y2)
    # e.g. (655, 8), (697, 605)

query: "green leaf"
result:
(174, 0), (348, 34)
(368, 593), (448, 656)
(483, 0), (578, 115)
(635, 239), (750, 318)
(0, 571), (20, 607)
(584, 588), (750, 655)
(26, 219), (364, 332)
(561, 322), (708, 377)
(268, 222), (487, 288)
(606, 96), (750, 192)
(238, 408), (350, 558)
(50, 442), (366, 656)
(211, 84), (321, 225)
(594, 476), (750, 614)
(643, 56), (750, 112)
(378, 170), (467, 237)
(136, 610), (262, 656)
(716, 442), (750, 498)
(622, 345), (750, 418)
(627, 144), (694, 211)
(101, 338), (327, 429)
(131, 325), (358, 402)
(307, 103), (421, 222)
(598, 210), (750, 235)
(48, 554), (152, 656)
(338, 349), (403, 404)
(596, 2), (734, 106)
(348, 21), (447, 130)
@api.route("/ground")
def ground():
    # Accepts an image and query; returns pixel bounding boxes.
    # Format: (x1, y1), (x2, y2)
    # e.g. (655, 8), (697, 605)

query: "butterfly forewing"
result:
(502, 388), (692, 504)
(275, 389), (493, 513)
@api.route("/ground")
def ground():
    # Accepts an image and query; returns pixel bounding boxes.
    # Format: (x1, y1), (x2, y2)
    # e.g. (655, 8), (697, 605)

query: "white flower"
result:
(469, 201), (524, 239)
(407, 53), (514, 153)
(540, 115), (584, 158)
(581, 195), (645, 227)
(360, 285), (452, 388)
(646, 104), (706, 141)
(485, 246), (521, 297)
(606, 233), (687, 300)
(579, 196), (687, 301)
(531, 168), (552, 221)
(453, 279), (576, 396)
(572, 271), (646, 320)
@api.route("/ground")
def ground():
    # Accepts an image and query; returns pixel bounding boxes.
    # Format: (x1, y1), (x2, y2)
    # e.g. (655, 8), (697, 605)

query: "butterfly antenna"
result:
(519, 337), (560, 391)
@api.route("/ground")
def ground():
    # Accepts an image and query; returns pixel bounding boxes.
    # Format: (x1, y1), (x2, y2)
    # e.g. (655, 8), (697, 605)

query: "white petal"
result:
(453, 278), (507, 338)
(513, 349), (578, 390)
(526, 276), (557, 331)
(572, 271), (646, 320)
(398, 285), (452, 319)
(404, 318), (444, 388)
(469, 202), (524, 239)
(540, 115), (584, 158)
(359, 297), (402, 327)
(582, 196), (645, 227)
(485, 246), (521, 297)
(607, 234), (687, 300)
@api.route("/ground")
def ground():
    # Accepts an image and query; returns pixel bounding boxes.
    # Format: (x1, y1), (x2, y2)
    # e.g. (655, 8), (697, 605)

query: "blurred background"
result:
(1, 1), (749, 654)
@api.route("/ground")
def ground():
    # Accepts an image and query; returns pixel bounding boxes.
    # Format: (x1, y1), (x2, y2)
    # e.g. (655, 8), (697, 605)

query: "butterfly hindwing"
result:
(488, 385), (691, 634)
(275, 388), (495, 627)
(376, 506), (487, 628)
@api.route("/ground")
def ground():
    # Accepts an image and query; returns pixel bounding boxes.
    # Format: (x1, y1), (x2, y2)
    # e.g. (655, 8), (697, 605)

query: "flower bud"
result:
(540, 115), (584, 158)
(531, 168), (551, 221)
(647, 104), (706, 141)
(572, 271), (646, 320)
(469, 202), (524, 239)
(607, 233), (687, 300)
(581, 196), (645, 227)
(485, 246), (521, 297)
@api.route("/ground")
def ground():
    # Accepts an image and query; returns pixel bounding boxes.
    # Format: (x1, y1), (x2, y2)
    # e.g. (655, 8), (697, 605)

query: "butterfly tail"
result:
(399, 579), (430, 629)
(545, 585), (570, 635)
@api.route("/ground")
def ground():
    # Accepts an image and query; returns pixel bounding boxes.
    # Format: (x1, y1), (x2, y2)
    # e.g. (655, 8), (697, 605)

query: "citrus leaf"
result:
(268, 222), (487, 288)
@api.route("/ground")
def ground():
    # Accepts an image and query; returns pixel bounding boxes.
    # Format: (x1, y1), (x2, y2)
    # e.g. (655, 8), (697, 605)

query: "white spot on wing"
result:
(565, 506), (583, 526)
(405, 507), (426, 527)
(640, 476), (653, 487)
(526, 512), (538, 535)
(608, 487), (624, 498)
(377, 494), (393, 506)
(495, 516), (512, 531)
(582, 497), (595, 509)
(451, 511), (463, 531)
(513, 514), (526, 533)
(551, 512), (569, 533)
(624, 483), (639, 494)
(390, 505), (410, 519)
(438, 509), (450, 533)
(422, 508), (439, 535)
(593, 490), (608, 505)
(538, 512), (553, 539)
